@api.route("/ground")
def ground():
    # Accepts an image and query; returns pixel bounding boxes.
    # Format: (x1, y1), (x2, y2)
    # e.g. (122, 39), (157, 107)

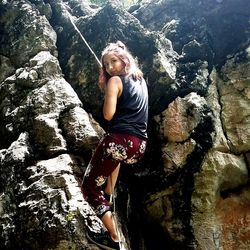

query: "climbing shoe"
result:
(86, 229), (119, 250)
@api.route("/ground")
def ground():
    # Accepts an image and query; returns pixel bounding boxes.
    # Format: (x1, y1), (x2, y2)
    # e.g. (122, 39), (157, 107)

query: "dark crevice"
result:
(220, 182), (250, 199)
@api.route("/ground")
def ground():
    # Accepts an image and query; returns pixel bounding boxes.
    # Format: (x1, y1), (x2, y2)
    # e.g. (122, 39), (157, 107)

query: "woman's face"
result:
(103, 53), (126, 76)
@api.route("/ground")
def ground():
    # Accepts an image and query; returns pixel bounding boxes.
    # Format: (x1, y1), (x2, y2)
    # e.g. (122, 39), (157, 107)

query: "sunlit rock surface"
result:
(218, 55), (250, 154)
(0, 0), (249, 249)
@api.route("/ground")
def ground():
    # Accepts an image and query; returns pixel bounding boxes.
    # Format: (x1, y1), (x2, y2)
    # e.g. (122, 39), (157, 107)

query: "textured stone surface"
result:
(192, 150), (249, 250)
(155, 92), (207, 142)
(206, 70), (230, 152)
(162, 139), (196, 172)
(216, 186), (250, 250)
(218, 54), (250, 154)
(133, 0), (250, 65)
(0, 0), (249, 249)
(0, 0), (57, 67)
(62, 106), (105, 151)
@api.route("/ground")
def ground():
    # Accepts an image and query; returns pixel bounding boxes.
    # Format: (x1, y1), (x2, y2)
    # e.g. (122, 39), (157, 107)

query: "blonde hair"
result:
(99, 41), (143, 90)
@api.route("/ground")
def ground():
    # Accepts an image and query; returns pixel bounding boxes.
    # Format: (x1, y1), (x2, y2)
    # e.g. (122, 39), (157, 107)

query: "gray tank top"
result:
(108, 75), (148, 139)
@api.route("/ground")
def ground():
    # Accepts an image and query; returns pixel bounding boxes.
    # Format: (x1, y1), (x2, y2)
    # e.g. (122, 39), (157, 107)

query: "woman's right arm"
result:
(103, 76), (122, 121)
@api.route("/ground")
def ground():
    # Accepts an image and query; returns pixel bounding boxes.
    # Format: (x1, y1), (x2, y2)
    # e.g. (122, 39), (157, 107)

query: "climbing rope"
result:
(66, 10), (122, 249)
(66, 11), (102, 67)
(110, 177), (122, 250)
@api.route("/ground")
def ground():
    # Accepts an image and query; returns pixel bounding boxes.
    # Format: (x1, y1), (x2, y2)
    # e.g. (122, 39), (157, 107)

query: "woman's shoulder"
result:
(118, 75), (145, 86)
(106, 76), (123, 95)
(107, 75), (123, 84)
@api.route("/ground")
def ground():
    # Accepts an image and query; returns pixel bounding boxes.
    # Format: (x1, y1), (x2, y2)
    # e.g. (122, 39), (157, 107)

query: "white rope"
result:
(110, 177), (122, 250)
(67, 13), (102, 67)
(66, 11), (123, 248)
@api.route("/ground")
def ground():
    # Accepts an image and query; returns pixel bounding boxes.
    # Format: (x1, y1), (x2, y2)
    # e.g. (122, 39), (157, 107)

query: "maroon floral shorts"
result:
(81, 133), (147, 217)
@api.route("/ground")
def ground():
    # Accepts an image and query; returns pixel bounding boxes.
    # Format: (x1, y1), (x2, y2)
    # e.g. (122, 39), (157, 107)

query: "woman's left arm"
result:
(103, 76), (122, 121)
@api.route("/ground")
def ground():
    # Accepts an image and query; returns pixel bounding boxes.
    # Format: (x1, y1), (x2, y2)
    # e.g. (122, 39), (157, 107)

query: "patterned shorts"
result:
(81, 133), (147, 217)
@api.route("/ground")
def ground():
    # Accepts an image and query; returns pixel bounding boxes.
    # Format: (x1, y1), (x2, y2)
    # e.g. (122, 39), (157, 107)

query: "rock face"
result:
(0, 0), (249, 250)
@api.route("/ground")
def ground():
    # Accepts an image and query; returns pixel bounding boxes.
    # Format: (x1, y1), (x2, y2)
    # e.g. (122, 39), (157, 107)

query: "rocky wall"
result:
(0, 0), (249, 249)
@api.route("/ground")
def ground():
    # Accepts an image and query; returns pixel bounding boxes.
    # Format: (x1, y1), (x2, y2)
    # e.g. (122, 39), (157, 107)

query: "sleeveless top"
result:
(108, 75), (148, 139)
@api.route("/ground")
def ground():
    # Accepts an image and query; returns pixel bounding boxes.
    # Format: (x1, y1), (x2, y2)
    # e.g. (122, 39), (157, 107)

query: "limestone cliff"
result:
(0, 0), (249, 249)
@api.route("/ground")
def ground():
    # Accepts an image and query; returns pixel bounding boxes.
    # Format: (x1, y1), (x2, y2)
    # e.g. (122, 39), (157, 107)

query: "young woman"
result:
(82, 41), (148, 250)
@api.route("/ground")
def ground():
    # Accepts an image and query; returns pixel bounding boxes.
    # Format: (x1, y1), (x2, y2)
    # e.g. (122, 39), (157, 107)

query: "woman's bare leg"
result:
(101, 164), (120, 242)
(101, 211), (119, 242)
(105, 163), (120, 196)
